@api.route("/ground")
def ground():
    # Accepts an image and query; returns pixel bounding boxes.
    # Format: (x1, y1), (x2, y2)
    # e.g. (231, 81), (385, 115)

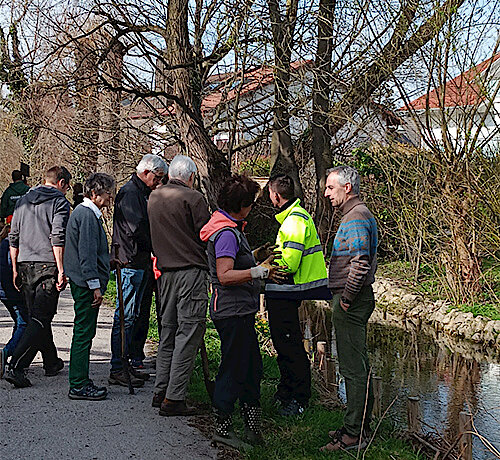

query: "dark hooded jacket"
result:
(0, 181), (30, 218)
(9, 185), (70, 262)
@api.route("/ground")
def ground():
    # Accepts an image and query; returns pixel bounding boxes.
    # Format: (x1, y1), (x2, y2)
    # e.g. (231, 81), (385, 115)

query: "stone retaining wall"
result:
(373, 278), (500, 352)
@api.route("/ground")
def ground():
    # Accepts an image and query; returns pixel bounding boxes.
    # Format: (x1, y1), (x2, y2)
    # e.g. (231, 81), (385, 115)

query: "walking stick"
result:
(199, 339), (215, 400)
(113, 243), (134, 395)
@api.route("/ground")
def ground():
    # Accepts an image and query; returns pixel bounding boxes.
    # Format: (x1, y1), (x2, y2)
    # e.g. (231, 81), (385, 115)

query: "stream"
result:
(347, 321), (500, 459)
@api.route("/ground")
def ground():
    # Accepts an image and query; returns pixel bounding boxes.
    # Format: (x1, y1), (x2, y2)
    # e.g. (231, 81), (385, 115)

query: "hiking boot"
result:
(279, 399), (305, 416)
(44, 358), (64, 377)
(241, 403), (264, 445)
(5, 366), (32, 388)
(0, 347), (7, 379)
(159, 399), (198, 416)
(69, 382), (108, 401)
(211, 412), (251, 450)
(128, 365), (150, 381)
(108, 370), (144, 388)
(152, 390), (166, 408)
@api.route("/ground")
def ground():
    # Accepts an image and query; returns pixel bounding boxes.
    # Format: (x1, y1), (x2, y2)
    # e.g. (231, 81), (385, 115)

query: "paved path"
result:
(0, 290), (216, 460)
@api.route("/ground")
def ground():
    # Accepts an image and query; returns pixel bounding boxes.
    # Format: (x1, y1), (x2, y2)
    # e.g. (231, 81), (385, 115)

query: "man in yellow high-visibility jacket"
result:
(265, 174), (330, 416)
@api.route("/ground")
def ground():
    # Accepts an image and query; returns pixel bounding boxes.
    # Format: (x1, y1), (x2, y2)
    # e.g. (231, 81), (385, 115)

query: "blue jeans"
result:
(1, 299), (28, 357)
(110, 268), (146, 372)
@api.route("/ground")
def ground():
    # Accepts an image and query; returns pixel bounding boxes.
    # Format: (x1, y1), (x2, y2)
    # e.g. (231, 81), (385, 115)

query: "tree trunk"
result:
(99, 39), (125, 175)
(166, 0), (230, 208)
(74, 36), (100, 177)
(312, 0), (335, 233)
(268, 0), (303, 199)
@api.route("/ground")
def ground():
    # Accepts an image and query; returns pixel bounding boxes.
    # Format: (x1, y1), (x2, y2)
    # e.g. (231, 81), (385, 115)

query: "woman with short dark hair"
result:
(65, 173), (115, 400)
(200, 175), (280, 449)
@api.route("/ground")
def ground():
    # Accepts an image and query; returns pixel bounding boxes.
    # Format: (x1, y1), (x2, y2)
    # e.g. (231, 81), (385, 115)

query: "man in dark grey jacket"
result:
(109, 154), (167, 387)
(5, 166), (71, 388)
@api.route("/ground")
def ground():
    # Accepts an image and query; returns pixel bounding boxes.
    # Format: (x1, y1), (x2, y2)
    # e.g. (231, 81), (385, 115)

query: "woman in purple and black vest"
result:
(200, 175), (279, 449)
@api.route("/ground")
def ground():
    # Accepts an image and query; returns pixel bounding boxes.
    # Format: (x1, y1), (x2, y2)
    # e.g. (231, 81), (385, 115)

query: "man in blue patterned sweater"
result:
(321, 165), (378, 452)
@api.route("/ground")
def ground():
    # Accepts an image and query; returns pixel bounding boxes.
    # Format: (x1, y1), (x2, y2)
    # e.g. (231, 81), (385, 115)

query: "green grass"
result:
(104, 277), (424, 459)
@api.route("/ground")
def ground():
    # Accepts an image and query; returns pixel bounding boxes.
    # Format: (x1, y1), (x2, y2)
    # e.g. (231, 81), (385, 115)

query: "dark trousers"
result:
(332, 285), (375, 437)
(69, 282), (99, 389)
(10, 262), (60, 370)
(130, 265), (154, 364)
(213, 314), (263, 414)
(267, 298), (311, 405)
(1, 299), (28, 357)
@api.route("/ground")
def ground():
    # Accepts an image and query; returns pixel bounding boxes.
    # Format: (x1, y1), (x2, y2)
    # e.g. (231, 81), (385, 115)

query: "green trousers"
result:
(69, 281), (99, 389)
(332, 285), (375, 437)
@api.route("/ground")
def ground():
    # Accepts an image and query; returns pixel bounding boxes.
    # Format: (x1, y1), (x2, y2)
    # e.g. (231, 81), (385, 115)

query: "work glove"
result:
(252, 242), (281, 263)
(250, 254), (281, 279)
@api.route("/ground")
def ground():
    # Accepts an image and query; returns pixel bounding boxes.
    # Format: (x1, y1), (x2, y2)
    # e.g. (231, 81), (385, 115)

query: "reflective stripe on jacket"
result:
(265, 199), (330, 300)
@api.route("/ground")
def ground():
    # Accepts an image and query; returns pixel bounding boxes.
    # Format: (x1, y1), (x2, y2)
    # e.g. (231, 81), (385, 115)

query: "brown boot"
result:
(128, 365), (150, 381)
(108, 370), (144, 388)
(152, 390), (166, 408)
(159, 399), (198, 416)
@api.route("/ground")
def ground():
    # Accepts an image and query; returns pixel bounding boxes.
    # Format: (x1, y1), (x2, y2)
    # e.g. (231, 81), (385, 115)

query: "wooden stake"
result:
(407, 396), (421, 433)
(259, 294), (265, 317)
(459, 411), (473, 460)
(373, 376), (382, 418)
(325, 358), (336, 391)
(317, 341), (326, 370)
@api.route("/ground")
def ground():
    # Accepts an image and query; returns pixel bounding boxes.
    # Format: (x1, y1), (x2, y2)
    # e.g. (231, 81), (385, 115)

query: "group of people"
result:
(0, 154), (378, 453)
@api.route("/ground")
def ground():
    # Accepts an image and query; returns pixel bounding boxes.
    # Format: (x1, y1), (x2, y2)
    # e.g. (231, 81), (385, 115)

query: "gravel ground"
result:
(0, 290), (216, 460)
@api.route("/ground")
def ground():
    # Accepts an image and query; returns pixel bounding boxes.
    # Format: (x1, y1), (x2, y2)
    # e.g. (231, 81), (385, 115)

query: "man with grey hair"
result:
(321, 165), (378, 452)
(109, 154), (168, 387)
(148, 154), (210, 416)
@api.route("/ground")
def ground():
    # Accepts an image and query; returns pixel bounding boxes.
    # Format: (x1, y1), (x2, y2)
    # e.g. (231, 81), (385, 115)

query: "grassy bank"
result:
(378, 259), (500, 321)
(104, 275), (424, 459)
(188, 319), (424, 460)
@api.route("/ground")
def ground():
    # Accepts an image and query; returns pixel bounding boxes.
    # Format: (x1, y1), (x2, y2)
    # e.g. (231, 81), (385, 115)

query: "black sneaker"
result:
(279, 399), (305, 416)
(44, 358), (64, 377)
(69, 382), (108, 401)
(5, 367), (32, 388)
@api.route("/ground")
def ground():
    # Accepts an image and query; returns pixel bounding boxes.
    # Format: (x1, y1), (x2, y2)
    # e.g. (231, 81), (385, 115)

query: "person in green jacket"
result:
(1, 170), (30, 222)
(265, 174), (330, 416)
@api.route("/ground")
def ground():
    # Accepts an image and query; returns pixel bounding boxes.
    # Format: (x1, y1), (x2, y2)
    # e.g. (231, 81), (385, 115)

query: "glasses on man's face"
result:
(150, 171), (164, 182)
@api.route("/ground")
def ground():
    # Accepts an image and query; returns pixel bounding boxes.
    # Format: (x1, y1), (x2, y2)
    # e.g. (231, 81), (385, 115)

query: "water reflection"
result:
(365, 323), (500, 459)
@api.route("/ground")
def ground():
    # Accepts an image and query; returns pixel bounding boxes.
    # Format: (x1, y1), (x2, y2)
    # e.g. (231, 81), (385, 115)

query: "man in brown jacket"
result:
(148, 154), (210, 416)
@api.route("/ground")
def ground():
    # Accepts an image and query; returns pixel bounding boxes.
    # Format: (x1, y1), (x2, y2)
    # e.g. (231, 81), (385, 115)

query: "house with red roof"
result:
(398, 53), (500, 152)
(125, 60), (411, 160)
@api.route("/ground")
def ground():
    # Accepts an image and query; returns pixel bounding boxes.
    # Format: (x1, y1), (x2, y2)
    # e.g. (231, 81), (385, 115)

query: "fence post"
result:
(325, 357), (337, 392)
(259, 294), (266, 317)
(316, 341), (326, 370)
(459, 411), (473, 460)
(304, 319), (313, 358)
(407, 396), (421, 434)
(372, 376), (382, 418)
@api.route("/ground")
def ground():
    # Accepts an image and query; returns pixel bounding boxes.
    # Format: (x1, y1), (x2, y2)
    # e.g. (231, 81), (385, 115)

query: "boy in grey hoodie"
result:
(5, 166), (71, 388)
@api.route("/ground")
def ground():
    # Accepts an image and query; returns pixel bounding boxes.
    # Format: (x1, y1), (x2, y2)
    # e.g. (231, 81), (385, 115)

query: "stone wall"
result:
(373, 278), (500, 353)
